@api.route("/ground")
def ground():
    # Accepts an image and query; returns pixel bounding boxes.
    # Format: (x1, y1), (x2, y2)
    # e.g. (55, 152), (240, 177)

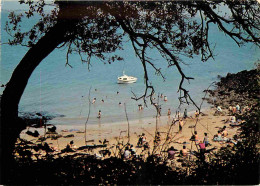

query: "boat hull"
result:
(117, 72), (137, 84)
(117, 79), (137, 84)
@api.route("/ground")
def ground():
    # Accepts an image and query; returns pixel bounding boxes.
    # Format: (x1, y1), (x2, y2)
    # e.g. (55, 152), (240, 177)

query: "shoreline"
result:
(49, 107), (209, 127)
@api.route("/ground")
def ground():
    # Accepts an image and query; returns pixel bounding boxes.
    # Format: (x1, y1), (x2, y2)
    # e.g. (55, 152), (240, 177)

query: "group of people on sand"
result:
(122, 134), (150, 160)
(228, 104), (241, 114)
(217, 104), (251, 116)
(137, 133), (147, 147)
(167, 145), (188, 160)
(164, 131), (213, 161)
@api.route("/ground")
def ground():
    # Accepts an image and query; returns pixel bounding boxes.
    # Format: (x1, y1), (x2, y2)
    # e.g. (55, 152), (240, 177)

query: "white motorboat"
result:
(117, 71), (137, 84)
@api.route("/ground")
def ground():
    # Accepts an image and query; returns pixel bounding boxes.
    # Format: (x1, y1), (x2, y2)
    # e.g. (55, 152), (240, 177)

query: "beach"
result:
(19, 107), (240, 159)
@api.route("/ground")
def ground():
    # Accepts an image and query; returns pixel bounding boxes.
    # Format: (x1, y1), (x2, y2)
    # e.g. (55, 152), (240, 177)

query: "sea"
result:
(1, 1), (259, 126)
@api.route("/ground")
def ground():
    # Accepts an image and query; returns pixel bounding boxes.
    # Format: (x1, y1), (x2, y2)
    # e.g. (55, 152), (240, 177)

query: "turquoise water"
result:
(1, 2), (259, 125)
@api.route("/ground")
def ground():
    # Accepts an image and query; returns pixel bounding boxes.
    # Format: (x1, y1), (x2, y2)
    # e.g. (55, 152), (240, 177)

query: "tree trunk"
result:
(0, 19), (73, 183)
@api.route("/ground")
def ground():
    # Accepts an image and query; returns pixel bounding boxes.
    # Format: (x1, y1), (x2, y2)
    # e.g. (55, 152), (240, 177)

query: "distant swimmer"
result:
(101, 99), (104, 103)
(119, 102), (122, 105)
(92, 98), (96, 104)
(95, 89), (97, 91)
(164, 96), (168, 102)
(117, 91), (119, 94)
(97, 110), (101, 118)
(160, 93), (163, 98)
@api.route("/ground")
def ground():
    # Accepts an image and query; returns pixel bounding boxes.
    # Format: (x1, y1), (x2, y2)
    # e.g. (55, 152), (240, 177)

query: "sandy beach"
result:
(19, 107), (240, 160)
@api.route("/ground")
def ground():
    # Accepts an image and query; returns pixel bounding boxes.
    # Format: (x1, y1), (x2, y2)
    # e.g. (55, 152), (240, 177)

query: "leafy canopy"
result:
(5, 0), (260, 108)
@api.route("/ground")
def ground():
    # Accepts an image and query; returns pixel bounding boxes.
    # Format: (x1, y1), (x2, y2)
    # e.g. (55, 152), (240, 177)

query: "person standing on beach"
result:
(97, 110), (101, 118)
(167, 108), (171, 118)
(183, 109), (188, 119)
(138, 104), (143, 110)
(38, 114), (43, 127)
(158, 107), (162, 117)
(177, 111), (180, 119)
(203, 133), (210, 147)
(195, 110), (199, 118)
(179, 119), (184, 133)
(197, 141), (206, 160)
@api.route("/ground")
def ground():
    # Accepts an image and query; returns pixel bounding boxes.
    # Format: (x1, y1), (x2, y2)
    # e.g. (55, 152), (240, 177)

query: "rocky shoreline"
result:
(206, 66), (259, 109)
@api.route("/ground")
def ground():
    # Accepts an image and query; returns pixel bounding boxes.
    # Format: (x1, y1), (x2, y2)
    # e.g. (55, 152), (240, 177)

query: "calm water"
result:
(1, 2), (259, 125)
